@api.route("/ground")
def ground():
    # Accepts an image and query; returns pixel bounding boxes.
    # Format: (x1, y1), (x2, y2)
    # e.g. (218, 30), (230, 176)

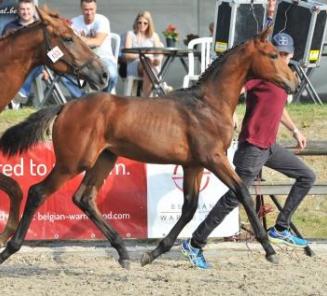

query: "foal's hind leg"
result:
(205, 153), (277, 263)
(141, 166), (203, 266)
(0, 166), (74, 264)
(0, 173), (23, 247)
(72, 151), (130, 269)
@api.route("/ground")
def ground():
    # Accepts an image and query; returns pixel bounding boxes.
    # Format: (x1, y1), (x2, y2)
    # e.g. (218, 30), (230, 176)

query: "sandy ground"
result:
(0, 241), (326, 296)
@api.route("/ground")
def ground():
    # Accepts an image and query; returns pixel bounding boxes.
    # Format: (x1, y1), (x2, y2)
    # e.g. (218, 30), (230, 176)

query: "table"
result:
(121, 47), (197, 96)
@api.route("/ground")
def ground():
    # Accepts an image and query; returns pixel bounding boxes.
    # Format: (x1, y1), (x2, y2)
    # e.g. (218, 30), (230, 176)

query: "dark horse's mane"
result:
(167, 41), (246, 105)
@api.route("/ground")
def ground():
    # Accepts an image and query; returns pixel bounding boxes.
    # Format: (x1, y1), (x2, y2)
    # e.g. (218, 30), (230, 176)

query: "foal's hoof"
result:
(266, 254), (279, 264)
(140, 252), (153, 267)
(304, 246), (315, 257)
(118, 259), (130, 270)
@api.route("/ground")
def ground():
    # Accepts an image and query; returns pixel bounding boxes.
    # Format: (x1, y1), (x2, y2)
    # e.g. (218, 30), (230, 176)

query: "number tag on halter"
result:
(47, 46), (64, 63)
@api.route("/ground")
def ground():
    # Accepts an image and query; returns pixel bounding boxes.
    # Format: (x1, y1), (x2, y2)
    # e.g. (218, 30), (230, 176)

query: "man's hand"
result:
(293, 129), (307, 152)
(41, 70), (49, 81)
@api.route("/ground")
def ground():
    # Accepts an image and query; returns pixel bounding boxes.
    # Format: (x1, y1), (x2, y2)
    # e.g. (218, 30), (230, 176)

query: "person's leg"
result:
(182, 142), (269, 268)
(191, 142), (269, 248)
(141, 70), (153, 97)
(20, 66), (43, 97)
(136, 60), (154, 97)
(11, 67), (44, 109)
(265, 144), (315, 246)
(101, 58), (117, 93)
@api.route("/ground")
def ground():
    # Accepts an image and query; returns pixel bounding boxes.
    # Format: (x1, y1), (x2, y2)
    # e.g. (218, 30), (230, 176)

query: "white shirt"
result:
(71, 14), (114, 61)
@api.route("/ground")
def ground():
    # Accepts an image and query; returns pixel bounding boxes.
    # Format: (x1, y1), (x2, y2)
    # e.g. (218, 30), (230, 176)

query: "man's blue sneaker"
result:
(267, 227), (309, 248)
(181, 239), (209, 269)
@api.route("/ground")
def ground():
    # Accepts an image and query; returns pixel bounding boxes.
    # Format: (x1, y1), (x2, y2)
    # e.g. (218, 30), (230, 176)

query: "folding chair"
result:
(183, 37), (213, 88)
(110, 32), (121, 94)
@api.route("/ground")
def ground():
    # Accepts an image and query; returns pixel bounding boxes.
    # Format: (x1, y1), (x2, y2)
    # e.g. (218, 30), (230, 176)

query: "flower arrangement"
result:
(162, 24), (179, 41)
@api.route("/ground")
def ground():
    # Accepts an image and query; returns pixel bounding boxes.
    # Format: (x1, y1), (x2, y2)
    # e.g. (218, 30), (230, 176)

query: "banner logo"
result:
(172, 165), (210, 192)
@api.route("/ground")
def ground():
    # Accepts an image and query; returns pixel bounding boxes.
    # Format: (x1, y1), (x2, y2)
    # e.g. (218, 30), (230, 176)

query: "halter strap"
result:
(42, 24), (95, 88)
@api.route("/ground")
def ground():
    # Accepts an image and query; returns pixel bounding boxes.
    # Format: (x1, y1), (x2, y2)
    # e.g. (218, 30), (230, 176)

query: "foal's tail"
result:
(0, 105), (64, 157)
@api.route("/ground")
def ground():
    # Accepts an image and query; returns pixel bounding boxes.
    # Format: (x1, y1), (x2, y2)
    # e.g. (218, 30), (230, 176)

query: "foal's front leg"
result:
(0, 166), (73, 264)
(72, 151), (130, 269)
(205, 153), (277, 263)
(141, 166), (203, 266)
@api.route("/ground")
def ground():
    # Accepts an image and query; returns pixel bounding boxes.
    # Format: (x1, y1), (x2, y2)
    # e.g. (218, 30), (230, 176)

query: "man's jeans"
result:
(20, 66), (44, 97)
(63, 57), (118, 98)
(191, 142), (316, 248)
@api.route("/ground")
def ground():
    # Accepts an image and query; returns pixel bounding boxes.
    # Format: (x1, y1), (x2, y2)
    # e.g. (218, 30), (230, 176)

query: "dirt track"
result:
(0, 241), (326, 296)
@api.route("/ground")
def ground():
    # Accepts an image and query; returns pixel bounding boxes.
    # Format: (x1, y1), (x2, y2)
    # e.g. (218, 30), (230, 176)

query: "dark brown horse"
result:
(0, 28), (298, 269)
(0, 6), (108, 246)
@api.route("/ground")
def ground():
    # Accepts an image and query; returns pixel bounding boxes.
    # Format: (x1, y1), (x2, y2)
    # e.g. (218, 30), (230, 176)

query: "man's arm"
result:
(281, 107), (306, 150)
(80, 31), (107, 48)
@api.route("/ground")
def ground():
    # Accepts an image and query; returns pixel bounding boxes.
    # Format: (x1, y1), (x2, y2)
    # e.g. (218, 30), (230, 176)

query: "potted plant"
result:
(163, 24), (179, 48)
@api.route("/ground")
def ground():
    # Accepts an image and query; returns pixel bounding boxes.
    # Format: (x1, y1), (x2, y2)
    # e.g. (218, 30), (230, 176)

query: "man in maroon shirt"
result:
(181, 32), (316, 269)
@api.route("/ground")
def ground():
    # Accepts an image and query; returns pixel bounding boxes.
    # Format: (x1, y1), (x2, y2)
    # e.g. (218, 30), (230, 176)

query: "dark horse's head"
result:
(36, 6), (108, 90)
(246, 27), (299, 93)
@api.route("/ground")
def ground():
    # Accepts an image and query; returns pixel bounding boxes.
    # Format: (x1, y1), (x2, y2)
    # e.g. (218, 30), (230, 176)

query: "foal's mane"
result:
(168, 40), (246, 104)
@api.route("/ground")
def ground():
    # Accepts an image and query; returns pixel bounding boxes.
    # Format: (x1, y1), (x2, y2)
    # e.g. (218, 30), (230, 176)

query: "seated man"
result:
(2, 0), (48, 109)
(63, 0), (117, 97)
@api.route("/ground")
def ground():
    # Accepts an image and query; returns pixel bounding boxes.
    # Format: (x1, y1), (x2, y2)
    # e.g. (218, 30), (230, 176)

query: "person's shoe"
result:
(181, 239), (209, 269)
(9, 101), (21, 110)
(161, 82), (174, 93)
(267, 227), (309, 248)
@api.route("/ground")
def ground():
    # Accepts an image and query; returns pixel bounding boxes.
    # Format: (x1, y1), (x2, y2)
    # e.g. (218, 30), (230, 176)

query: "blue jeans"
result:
(63, 58), (117, 98)
(20, 66), (44, 97)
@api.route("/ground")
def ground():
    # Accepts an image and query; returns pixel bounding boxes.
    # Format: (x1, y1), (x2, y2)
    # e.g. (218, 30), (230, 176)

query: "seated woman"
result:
(124, 11), (163, 97)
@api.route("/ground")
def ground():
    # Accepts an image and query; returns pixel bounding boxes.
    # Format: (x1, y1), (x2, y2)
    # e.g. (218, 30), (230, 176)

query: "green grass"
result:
(0, 108), (35, 133)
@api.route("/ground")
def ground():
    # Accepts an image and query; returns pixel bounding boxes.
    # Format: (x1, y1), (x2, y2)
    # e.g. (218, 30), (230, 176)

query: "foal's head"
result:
(37, 6), (108, 90)
(246, 27), (299, 93)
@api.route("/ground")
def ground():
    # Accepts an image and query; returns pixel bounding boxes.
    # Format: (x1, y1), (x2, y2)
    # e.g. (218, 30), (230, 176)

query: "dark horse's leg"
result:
(0, 173), (23, 247)
(72, 151), (130, 269)
(0, 166), (73, 264)
(205, 152), (277, 263)
(141, 166), (203, 266)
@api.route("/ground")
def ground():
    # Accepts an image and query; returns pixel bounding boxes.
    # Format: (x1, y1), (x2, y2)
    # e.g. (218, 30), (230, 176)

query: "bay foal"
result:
(0, 28), (298, 268)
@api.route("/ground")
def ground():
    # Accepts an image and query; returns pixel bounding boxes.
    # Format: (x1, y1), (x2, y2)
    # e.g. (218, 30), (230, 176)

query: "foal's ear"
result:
(258, 25), (273, 42)
(36, 6), (51, 25)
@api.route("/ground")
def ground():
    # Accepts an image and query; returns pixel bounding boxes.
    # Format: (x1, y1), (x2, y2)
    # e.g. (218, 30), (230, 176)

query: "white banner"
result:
(147, 141), (239, 238)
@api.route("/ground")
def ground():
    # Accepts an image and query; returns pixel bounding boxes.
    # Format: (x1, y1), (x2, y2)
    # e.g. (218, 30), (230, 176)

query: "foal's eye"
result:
(270, 53), (278, 60)
(63, 37), (73, 42)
